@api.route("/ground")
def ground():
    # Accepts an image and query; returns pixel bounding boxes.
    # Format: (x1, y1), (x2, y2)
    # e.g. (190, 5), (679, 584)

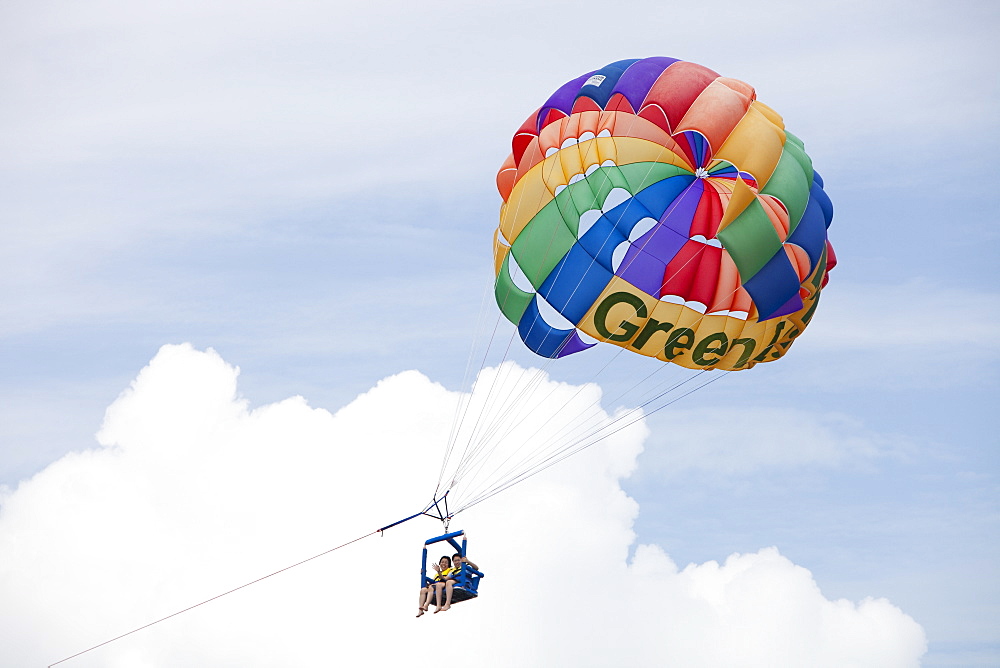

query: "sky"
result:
(1, 0), (997, 666)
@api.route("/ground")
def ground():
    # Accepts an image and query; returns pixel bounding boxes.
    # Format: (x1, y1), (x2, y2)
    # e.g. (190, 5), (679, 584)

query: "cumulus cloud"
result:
(0, 345), (925, 667)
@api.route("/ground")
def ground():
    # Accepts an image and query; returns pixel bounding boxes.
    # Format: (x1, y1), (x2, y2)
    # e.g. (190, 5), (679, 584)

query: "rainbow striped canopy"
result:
(494, 57), (835, 371)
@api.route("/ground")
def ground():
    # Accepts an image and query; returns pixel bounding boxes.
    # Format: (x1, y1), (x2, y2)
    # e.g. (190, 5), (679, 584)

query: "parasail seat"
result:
(421, 529), (485, 605)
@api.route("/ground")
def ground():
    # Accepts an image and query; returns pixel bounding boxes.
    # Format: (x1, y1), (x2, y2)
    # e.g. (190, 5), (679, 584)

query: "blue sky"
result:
(1, 0), (997, 665)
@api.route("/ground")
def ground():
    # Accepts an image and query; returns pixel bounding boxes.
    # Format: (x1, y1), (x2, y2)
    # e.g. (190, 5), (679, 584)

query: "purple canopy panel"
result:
(762, 292), (805, 320)
(616, 245), (669, 297)
(617, 182), (701, 288)
(610, 57), (680, 110)
(658, 180), (703, 239)
(555, 330), (597, 357)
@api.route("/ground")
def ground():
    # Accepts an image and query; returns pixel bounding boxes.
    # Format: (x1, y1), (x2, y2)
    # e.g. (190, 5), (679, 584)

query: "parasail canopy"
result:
(494, 57), (835, 371)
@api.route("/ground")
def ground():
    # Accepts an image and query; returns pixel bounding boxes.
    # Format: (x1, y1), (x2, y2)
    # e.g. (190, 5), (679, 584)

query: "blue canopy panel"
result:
(570, 175), (695, 278)
(743, 250), (804, 320)
(743, 176), (833, 321)
(538, 243), (615, 323)
(786, 191), (831, 271)
(633, 174), (697, 216)
(575, 58), (641, 108)
(810, 176), (834, 229)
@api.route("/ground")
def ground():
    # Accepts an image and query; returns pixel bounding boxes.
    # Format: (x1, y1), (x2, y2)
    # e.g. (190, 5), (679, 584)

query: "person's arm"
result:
(464, 559), (479, 571)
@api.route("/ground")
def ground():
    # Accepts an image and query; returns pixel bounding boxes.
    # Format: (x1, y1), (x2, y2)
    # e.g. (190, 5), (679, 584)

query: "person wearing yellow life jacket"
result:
(416, 555), (454, 617)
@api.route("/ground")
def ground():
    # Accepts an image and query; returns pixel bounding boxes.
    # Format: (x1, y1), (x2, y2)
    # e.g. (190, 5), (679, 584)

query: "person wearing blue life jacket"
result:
(453, 552), (479, 572)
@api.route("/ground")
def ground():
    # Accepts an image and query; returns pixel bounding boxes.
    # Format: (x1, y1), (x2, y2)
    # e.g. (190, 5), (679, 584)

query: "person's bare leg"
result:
(417, 586), (430, 616)
(432, 582), (446, 612)
(440, 580), (455, 612)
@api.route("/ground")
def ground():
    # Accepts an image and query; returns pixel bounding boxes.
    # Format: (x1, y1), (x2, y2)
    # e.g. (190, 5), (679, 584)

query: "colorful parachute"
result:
(494, 57), (835, 371)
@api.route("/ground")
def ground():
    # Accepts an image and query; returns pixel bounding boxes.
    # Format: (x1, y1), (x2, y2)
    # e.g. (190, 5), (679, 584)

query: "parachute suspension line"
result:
(447, 340), (653, 502)
(444, 311), (524, 487)
(489, 344), (651, 461)
(442, 143), (587, 494)
(449, 135), (622, 475)
(446, 330), (573, 491)
(546, 371), (728, 473)
(453, 370), (731, 515)
(452, 359), (690, 510)
(452, 366), (708, 511)
(455, 327), (577, 457)
(446, 358), (569, 494)
(439, 144), (572, 470)
(439, 179), (570, 495)
(436, 281), (508, 495)
(446, 300), (613, 501)
(451, 354), (683, 506)
(444, 332), (528, 488)
(438, 222), (572, 490)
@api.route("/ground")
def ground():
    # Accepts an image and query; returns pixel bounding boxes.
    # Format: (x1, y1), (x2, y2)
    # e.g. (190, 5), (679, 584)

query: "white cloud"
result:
(0, 344), (925, 667)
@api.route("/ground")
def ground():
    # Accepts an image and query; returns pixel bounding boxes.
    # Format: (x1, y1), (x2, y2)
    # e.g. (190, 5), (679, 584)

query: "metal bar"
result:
(421, 545), (429, 588)
(377, 510), (425, 533)
(423, 529), (466, 545)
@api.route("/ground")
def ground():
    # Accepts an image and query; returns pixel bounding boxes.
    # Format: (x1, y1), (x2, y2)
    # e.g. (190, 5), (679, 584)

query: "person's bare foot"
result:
(416, 608), (425, 617)
(439, 605), (451, 612)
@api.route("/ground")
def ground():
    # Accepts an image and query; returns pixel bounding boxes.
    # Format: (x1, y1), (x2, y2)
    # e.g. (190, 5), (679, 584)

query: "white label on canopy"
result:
(584, 74), (606, 87)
